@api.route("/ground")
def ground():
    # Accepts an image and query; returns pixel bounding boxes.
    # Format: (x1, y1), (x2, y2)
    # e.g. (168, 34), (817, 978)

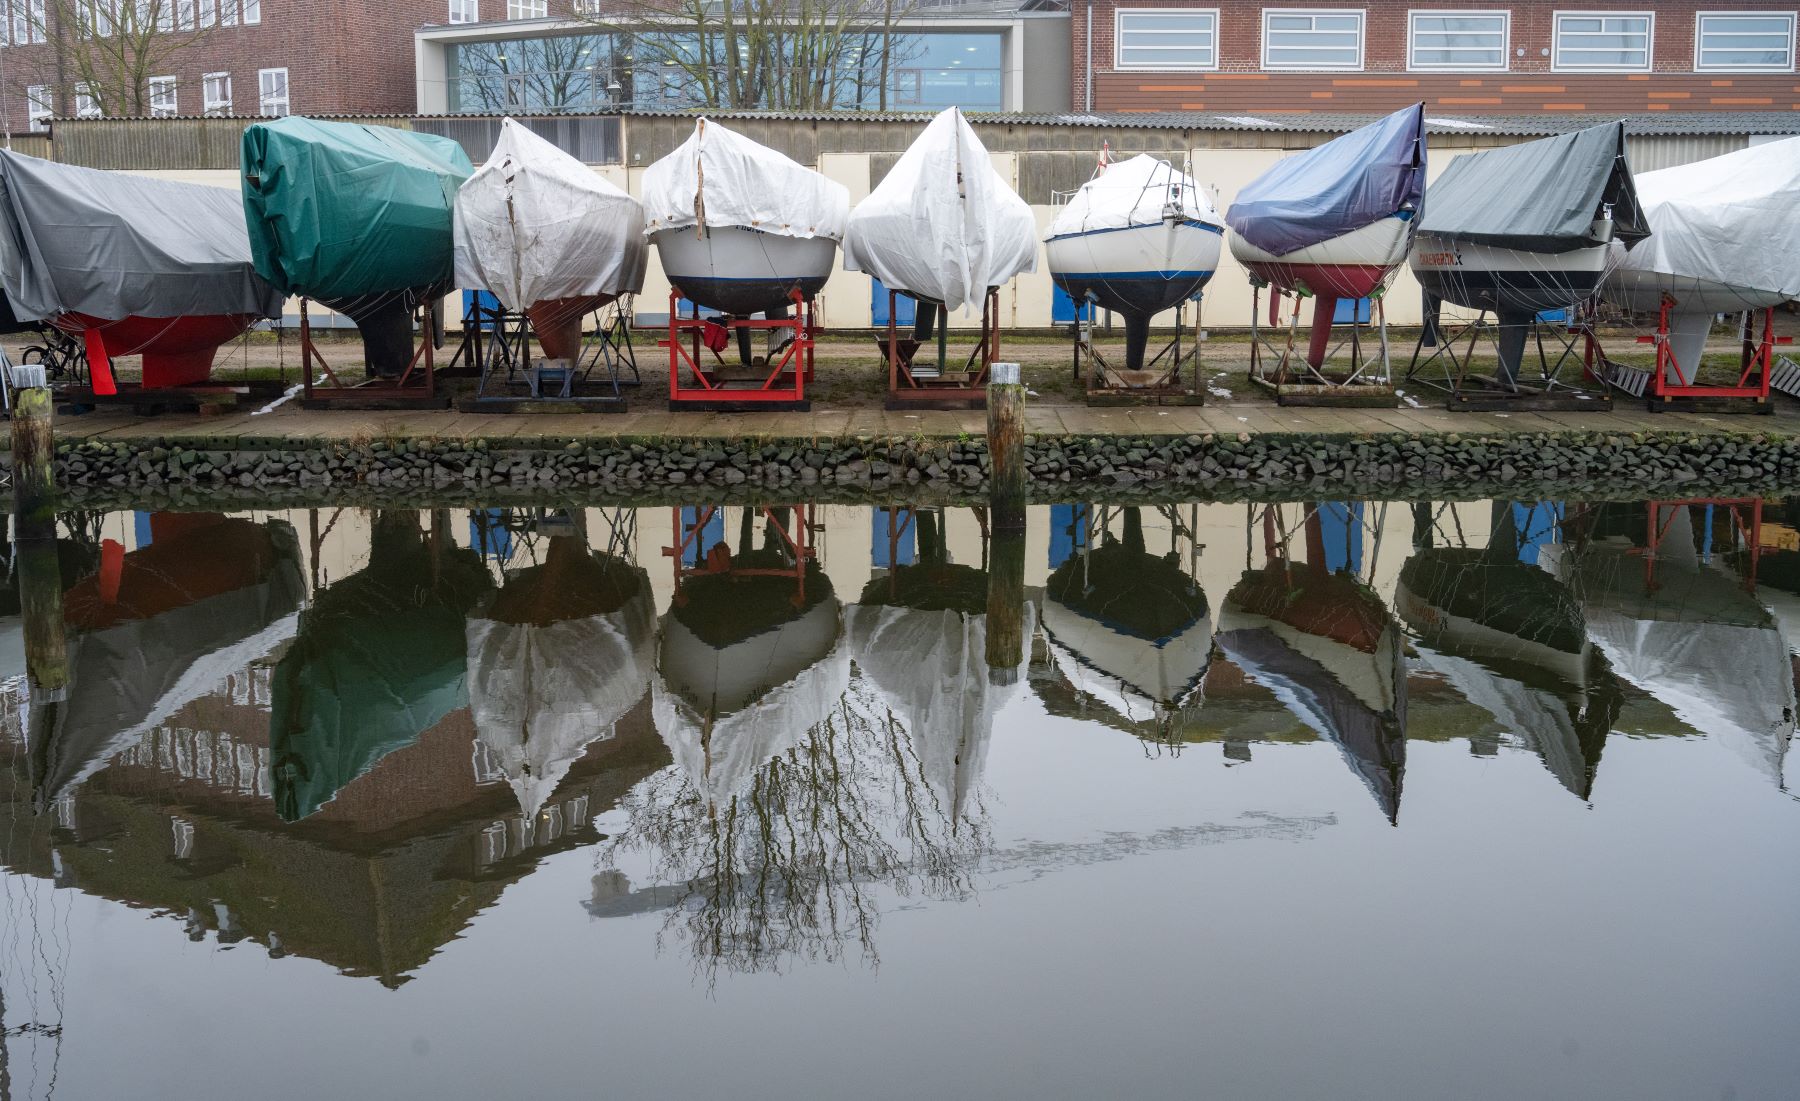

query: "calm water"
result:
(2, 499), (1797, 1100)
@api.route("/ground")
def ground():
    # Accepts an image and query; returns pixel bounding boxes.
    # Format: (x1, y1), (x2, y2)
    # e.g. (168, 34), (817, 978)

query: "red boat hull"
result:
(524, 295), (617, 362)
(53, 312), (258, 394)
(1241, 261), (1395, 301)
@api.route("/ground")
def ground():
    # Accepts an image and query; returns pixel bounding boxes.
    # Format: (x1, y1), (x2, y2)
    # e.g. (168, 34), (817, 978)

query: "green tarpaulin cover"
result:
(242, 117), (473, 301)
(271, 521), (491, 822)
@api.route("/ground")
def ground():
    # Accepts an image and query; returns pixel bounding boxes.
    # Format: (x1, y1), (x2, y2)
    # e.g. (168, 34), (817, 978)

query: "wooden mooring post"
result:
(985, 361), (1026, 679)
(10, 382), (68, 694)
(987, 362), (1025, 532)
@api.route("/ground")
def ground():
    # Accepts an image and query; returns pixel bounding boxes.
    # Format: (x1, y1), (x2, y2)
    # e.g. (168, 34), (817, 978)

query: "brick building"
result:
(1073, 1), (1800, 114)
(0, 0), (459, 136)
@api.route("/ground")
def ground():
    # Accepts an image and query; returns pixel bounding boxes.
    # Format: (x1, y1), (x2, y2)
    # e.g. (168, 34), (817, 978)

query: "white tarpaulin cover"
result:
(1044, 154), (1222, 239)
(846, 603), (1031, 817)
(843, 107), (1037, 311)
(1612, 136), (1800, 297)
(641, 118), (849, 241)
(466, 584), (656, 818)
(454, 118), (648, 311)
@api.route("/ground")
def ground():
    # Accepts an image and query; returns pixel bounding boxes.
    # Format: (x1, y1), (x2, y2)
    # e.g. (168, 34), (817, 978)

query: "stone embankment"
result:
(15, 427), (1800, 507)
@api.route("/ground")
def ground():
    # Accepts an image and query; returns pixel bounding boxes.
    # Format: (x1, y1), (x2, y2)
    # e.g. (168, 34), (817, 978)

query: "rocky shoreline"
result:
(11, 427), (1800, 506)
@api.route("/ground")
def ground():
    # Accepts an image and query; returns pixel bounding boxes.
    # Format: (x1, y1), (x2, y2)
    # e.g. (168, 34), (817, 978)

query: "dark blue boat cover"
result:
(1225, 104), (1426, 256)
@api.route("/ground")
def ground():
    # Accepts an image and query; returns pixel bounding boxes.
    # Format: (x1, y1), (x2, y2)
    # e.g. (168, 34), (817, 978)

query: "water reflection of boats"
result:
(31, 513), (306, 806)
(1548, 502), (1794, 785)
(1396, 503), (1621, 800)
(466, 523), (656, 818)
(1038, 505), (1211, 739)
(847, 508), (1027, 815)
(1215, 504), (1407, 821)
(272, 511), (492, 821)
(653, 506), (850, 807)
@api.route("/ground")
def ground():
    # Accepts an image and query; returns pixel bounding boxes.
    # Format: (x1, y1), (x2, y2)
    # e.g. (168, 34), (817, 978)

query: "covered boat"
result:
(843, 106), (1037, 340)
(1227, 104), (1426, 369)
(242, 117), (473, 376)
(642, 118), (848, 317)
(271, 512), (492, 821)
(1410, 121), (1649, 383)
(1395, 506), (1620, 800)
(847, 511), (1029, 816)
(1603, 137), (1800, 385)
(465, 532), (656, 818)
(653, 518), (850, 808)
(1547, 504), (1793, 786)
(1215, 514), (1408, 822)
(454, 118), (648, 363)
(29, 514), (305, 807)
(1039, 507), (1212, 738)
(1045, 155), (1224, 374)
(0, 151), (282, 393)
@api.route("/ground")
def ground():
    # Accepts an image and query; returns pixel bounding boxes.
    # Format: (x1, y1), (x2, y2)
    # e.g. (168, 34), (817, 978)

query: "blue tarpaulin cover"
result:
(1225, 104), (1426, 256)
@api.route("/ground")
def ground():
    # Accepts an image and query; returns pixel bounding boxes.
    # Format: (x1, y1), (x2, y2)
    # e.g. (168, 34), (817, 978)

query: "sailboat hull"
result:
(1231, 215), (1414, 299)
(654, 226), (836, 315)
(1047, 220), (1223, 318)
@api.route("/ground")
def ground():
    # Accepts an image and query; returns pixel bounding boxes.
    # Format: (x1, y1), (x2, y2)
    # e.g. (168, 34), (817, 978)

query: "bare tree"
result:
(33, 0), (221, 118)
(575, 0), (923, 112)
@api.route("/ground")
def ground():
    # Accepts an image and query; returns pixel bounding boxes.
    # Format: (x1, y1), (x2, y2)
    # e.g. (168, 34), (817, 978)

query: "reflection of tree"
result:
(597, 684), (987, 979)
(452, 33), (615, 113)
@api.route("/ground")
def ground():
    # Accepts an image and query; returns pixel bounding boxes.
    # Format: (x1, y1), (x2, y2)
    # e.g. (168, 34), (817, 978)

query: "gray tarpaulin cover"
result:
(1225, 103), (1425, 256)
(1416, 121), (1649, 253)
(0, 150), (280, 322)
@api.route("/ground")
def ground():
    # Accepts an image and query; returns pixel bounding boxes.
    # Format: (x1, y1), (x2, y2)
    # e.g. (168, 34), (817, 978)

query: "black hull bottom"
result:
(323, 291), (439, 379)
(1413, 267), (1602, 318)
(673, 275), (829, 317)
(1051, 273), (1208, 321)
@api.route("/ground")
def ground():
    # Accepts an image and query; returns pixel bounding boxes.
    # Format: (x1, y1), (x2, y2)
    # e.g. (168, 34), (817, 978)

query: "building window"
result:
(220, 0), (258, 26)
(74, 82), (101, 118)
(449, 0), (478, 22)
(258, 67), (288, 115)
(199, 0), (217, 27)
(507, 0), (546, 17)
(149, 75), (178, 116)
(203, 71), (232, 115)
(1552, 11), (1653, 71)
(25, 84), (50, 132)
(1262, 8), (1366, 71)
(1408, 10), (1509, 70)
(24, 0), (45, 44)
(1115, 8), (1219, 71)
(1695, 12), (1796, 71)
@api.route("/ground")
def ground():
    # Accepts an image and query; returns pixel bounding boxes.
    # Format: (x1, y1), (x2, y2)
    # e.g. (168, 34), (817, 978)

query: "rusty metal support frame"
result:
(663, 504), (819, 610)
(883, 287), (997, 408)
(1404, 305), (1612, 410)
(1247, 281), (1395, 405)
(299, 297), (440, 406)
(1075, 297), (1203, 402)
(664, 287), (813, 408)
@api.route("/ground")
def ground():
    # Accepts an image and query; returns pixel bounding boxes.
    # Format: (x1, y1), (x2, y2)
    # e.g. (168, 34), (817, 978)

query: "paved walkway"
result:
(45, 398), (1800, 446)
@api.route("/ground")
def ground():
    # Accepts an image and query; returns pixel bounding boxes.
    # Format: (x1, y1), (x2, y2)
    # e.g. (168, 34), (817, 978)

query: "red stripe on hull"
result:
(54, 312), (257, 391)
(1242, 261), (1397, 301)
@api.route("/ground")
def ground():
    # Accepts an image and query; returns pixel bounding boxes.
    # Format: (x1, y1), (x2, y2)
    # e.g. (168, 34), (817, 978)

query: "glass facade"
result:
(444, 29), (1005, 114)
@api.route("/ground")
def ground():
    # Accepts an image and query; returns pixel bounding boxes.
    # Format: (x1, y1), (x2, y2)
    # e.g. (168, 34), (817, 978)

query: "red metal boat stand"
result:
(664, 287), (813, 411)
(1638, 296), (1784, 414)
(1644, 498), (1763, 594)
(665, 505), (819, 609)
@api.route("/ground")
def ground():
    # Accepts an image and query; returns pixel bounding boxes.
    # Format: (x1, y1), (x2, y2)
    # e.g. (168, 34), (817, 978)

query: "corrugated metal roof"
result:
(48, 107), (1800, 137)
